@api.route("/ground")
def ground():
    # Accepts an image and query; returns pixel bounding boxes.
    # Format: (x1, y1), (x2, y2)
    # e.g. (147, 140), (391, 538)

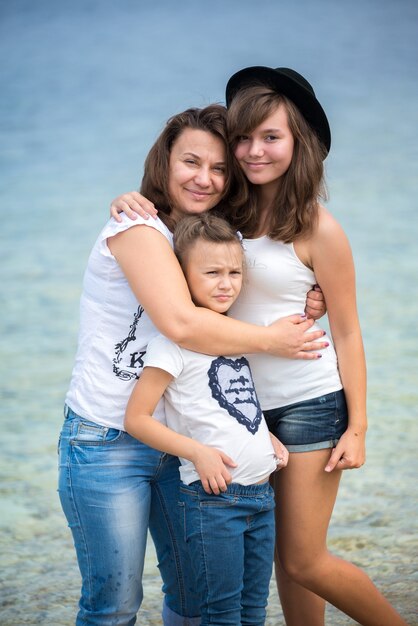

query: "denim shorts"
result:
(263, 389), (348, 452)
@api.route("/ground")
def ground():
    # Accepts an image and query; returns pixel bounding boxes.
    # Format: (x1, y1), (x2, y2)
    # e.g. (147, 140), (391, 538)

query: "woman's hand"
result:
(305, 284), (327, 320)
(324, 426), (366, 472)
(191, 445), (237, 494)
(110, 191), (158, 222)
(268, 314), (329, 360)
(269, 433), (289, 470)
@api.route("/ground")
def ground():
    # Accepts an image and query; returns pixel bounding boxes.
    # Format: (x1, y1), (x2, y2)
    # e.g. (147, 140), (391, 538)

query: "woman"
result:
(60, 104), (327, 626)
(113, 67), (408, 626)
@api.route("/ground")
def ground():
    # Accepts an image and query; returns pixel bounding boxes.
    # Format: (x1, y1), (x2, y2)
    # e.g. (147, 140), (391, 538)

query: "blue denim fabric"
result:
(58, 406), (200, 626)
(179, 481), (275, 626)
(263, 389), (348, 452)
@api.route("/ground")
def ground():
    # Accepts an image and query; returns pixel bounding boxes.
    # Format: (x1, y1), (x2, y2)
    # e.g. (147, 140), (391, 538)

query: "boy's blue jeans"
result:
(179, 480), (275, 626)
(58, 406), (200, 626)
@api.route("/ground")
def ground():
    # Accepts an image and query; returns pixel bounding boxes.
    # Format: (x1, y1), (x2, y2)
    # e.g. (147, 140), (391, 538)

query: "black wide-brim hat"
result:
(225, 66), (331, 154)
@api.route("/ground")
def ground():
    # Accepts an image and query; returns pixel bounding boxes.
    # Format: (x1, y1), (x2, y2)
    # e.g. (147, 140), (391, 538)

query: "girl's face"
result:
(234, 103), (294, 190)
(168, 128), (227, 222)
(182, 239), (243, 314)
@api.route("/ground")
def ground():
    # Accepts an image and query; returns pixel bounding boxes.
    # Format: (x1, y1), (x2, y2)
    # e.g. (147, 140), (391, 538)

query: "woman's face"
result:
(233, 103), (294, 190)
(168, 128), (227, 222)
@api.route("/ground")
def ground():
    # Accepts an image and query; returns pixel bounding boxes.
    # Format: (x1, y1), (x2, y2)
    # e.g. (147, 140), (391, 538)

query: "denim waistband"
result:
(64, 403), (78, 419)
(64, 404), (88, 421)
(188, 480), (271, 496)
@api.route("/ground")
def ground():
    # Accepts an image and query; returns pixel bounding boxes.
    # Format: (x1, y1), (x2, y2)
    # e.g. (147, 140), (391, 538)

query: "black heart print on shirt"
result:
(207, 356), (262, 434)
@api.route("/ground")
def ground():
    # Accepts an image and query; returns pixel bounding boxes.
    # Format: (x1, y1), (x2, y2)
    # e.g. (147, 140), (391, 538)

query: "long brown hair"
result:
(227, 86), (328, 242)
(140, 105), (237, 229)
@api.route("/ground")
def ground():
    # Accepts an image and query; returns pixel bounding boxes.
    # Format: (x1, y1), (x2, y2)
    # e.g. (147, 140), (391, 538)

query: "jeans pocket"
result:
(72, 419), (123, 445)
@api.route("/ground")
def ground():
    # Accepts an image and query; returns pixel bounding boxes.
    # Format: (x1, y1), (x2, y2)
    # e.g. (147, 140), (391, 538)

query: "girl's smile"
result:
(234, 103), (294, 189)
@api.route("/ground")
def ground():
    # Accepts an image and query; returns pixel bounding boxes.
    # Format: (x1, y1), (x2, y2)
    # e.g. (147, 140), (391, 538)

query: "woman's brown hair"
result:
(227, 86), (328, 242)
(140, 105), (238, 230)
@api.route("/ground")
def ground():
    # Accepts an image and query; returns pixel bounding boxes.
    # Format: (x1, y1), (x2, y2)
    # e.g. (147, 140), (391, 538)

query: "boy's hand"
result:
(269, 433), (289, 470)
(192, 446), (237, 495)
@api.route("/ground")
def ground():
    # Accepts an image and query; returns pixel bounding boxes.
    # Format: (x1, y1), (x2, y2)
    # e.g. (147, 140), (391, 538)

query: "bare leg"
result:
(275, 546), (326, 626)
(270, 471), (326, 626)
(274, 450), (408, 626)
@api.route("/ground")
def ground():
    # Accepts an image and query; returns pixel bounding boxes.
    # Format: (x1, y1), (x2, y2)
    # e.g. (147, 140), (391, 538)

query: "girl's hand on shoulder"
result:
(269, 433), (289, 470)
(110, 191), (158, 223)
(324, 427), (366, 472)
(192, 446), (237, 495)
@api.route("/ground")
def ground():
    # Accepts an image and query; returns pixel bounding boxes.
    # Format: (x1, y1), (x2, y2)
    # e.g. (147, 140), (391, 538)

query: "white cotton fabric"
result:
(144, 335), (277, 486)
(229, 236), (342, 409)
(65, 214), (173, 429)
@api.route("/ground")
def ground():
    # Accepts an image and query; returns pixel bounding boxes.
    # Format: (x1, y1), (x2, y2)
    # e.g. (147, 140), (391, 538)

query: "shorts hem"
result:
(286, 439), (338, 453)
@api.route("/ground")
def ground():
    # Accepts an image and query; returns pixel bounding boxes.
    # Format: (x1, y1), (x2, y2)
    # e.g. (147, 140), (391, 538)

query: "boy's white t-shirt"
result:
(65, 214), (173, 429)
(144, 334), (277, 486)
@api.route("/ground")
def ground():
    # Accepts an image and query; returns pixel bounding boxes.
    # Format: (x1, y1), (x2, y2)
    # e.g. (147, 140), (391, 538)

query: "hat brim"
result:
(225, 66), (331, 154)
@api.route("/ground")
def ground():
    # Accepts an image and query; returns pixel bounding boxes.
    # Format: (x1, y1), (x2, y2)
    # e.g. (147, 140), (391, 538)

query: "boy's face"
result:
(183, 239), (243, 314)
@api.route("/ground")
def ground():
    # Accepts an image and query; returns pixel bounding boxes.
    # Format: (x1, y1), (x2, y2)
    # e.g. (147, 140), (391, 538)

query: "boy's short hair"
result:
(173, 213), (242, 268)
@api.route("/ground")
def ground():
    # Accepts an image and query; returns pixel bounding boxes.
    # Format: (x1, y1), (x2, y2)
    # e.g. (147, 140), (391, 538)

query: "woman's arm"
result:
(110, 192), (328, 322)
(108, 224), (327, 358)
(307, 208), (367, 472)
(125, 367), (237, 494)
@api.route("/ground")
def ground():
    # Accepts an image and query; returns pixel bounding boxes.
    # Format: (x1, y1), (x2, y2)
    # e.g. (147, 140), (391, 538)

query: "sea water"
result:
(1, 0), (417, 624)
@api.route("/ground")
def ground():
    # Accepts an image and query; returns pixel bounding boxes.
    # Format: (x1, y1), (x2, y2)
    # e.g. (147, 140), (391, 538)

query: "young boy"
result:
(125, 213), (288, 626)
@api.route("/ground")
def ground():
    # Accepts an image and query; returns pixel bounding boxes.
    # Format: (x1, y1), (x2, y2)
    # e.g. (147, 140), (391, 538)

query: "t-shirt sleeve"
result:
(144, 335), (184, 379)
(98, 213), (173, 258)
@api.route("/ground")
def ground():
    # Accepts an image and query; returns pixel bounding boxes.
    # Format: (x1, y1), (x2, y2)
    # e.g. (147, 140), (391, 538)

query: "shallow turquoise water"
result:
(1, 0), (417, 623)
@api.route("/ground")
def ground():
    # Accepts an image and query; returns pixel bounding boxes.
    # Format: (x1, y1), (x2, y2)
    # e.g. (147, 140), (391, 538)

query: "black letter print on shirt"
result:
(113, 306), (146, 381)
(208, 356), (262, 434)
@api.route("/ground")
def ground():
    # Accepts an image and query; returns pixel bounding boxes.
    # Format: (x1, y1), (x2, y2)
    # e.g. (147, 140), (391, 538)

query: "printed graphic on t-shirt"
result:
(113, 306), (146, 381)
(208, 356), (263, 434)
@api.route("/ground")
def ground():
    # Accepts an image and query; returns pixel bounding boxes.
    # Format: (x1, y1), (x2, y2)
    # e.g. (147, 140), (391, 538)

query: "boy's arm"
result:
(125, 367), (237, 494)
(269, 432), (289, 469)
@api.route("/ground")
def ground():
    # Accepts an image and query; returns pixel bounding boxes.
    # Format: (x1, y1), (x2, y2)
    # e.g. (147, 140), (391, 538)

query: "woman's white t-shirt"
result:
(65, 214), (172, 429)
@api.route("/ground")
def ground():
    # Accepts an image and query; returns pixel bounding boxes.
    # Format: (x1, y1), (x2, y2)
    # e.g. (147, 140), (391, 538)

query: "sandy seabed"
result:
(1, 532), (415, 626)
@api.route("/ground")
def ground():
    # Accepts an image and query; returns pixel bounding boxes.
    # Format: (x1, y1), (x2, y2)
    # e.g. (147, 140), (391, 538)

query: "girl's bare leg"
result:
(274, 546), (326, 626)
(274, 450), (408, 626)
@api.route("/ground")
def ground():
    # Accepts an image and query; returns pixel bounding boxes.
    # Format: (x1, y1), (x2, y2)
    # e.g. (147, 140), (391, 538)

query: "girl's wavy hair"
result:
(173, 212), (243, 270)
(140, 105), (238, 230)
(227, 86), (328, 242)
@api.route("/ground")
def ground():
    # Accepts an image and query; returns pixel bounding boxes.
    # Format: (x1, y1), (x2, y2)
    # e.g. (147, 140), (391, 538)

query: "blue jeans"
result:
(179, 481), (275, 626)
(58, 406), (200, 626)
